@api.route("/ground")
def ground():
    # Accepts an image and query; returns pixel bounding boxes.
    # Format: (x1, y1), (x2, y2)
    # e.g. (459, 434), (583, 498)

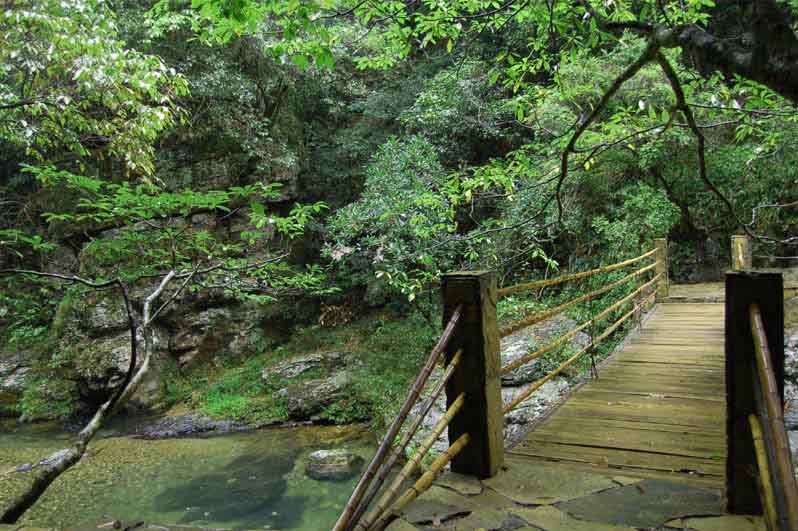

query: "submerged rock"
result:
(137, 413), (250, 439)
(305, 449), (364, 480)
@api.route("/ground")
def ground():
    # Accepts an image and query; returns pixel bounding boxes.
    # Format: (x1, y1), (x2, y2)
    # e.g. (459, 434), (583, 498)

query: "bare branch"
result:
(0, 269), (118, 288)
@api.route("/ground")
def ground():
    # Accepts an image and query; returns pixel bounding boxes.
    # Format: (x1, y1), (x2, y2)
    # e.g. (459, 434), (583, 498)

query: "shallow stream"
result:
(0, 420), (375, 529)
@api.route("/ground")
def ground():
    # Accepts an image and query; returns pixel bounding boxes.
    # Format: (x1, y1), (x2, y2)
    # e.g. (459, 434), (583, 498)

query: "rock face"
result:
(305, 449), (364, 480)
(501, 315), (590, 386)
(262, 351), (350, 382)
(786, 326), (797, 473)
(0, 352), (31, 416)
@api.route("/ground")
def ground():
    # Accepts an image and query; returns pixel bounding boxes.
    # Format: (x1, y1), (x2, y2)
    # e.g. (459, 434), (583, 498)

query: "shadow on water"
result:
(1, 423), (375, 530)
(153, 447), (305, 529)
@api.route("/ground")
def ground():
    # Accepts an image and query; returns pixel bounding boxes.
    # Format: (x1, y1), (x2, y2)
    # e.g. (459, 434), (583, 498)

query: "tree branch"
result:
(655, 51), (753, 237)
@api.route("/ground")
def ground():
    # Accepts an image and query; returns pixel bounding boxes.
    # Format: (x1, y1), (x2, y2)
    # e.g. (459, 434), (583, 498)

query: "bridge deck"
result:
(508, 302), (726, 488)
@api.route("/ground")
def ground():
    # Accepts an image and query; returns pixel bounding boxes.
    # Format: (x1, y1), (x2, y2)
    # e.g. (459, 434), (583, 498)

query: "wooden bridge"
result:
(334, 235), (797, 531)
(510, 301), (727, 488)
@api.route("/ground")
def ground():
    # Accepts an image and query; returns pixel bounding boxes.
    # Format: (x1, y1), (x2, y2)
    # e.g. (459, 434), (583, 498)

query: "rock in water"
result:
(305, 449), (364, 481)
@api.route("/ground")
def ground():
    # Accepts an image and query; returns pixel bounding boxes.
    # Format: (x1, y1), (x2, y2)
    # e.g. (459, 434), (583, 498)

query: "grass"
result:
(161, 307), (439, 431)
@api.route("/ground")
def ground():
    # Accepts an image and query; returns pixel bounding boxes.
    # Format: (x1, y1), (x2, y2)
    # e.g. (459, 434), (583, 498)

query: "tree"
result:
(180, 0), (798, 246)
(0, 168), (328, 523)
(0, 1), (329, 522)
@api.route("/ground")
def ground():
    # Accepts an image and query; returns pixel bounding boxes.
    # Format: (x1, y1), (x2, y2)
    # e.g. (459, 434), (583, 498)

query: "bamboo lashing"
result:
(500, 273), (661, 375)
(333, 305), (463, 531)
(749, 414), (780, 531)
(498, 248), (657, 298)
(749, 304), (798, 530)
(499, 262), (657, 338)
(502, 290), (655, 414)
(370, 433), (471, 531)
(356, 394), (467, 531)
(347, 351), (462, 529)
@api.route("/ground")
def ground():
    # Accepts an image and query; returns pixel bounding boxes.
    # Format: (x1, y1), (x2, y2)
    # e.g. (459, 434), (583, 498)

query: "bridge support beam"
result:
(725, 271), (784, 516)
(442, 271), (504, 478)
(731, 234), (753, 270)
(655, 238), (669, 301)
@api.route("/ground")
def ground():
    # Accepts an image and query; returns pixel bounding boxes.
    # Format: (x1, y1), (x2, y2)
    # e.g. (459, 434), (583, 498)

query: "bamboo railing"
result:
(336, 243), (668, 530)
(748, 304), (798, 531)
(498, 244), (662, 414)
(334, 306), (474, 531)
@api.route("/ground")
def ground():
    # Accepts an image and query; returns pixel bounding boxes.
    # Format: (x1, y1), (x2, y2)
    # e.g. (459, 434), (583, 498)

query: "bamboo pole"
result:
(347, 351), (462, 529)
(749, 304), (798, 530)
(749, 414), (780, 531)
(500, 273), (661, 375)
(498, 248), (657, 298)
(499, 262), (657, 338)
(333, 306), (463, 531)
(502, 290), (655, 414)
(369, 433), (471, 531)
(357, 394), (466, 531)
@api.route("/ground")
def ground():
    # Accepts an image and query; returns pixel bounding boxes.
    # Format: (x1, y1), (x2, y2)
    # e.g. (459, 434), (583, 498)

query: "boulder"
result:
(262, 351), (351, 383)
(305, 449), (364, 481)
(137, 413), (249, 438)
(0, 353), (31, 395)
(277, 371), (354, 419)
(501, 315), (590, 385)
(503, 378), (570, 445)
(0, 352), (31, 415)
(72, 327), (169, 410)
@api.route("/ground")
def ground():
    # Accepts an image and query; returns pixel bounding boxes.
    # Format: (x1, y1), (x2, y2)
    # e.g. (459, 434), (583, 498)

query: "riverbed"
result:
(0, 421), (375, 529)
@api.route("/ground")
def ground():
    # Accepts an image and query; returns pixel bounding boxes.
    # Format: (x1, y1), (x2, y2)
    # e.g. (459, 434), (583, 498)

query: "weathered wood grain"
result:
(508, 302), (726, 488)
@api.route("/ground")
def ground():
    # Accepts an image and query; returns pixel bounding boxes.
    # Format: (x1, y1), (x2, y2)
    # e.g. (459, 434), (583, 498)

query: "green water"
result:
(0, 421), (375, 529)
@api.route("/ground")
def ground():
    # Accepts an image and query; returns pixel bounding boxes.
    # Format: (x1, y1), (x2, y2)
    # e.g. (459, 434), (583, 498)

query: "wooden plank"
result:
(523, 432), (724, 460)
(514, 301), (727, 487)
(506, 454), (723, 487)
(576, 388), (726, 404)
(531, 414), (725, 437)
(511, 440), (725, 477)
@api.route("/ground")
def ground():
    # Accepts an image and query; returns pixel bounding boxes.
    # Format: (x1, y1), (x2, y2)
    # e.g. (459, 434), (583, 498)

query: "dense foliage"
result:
(0, 0), (796, 476)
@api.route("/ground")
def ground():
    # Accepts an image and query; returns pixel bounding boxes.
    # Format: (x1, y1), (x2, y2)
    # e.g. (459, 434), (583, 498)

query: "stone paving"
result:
(385, 458), (765, 531)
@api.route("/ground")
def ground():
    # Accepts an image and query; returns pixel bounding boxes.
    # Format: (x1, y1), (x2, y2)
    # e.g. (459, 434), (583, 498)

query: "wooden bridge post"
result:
(731, 234), (753, 270)
(725, 271), (785, 515)
(655, 238), (669, 301)
(442, 271), (504, 478)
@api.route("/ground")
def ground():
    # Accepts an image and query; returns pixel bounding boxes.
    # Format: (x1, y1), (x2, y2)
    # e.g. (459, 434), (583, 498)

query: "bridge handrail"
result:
(497, 247), (658, 298)
(499, 261), (657, 338)
(334, 306), (466, 531)
(501, 272), (661, 375)
(347, 349), (462, 528)
(503, 287), (657, 414)
(748, 304), (798, 530)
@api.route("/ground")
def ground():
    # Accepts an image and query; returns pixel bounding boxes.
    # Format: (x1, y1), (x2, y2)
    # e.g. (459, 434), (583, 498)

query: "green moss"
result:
(50, 290), (77, 341)
(19, 376), (79, 421)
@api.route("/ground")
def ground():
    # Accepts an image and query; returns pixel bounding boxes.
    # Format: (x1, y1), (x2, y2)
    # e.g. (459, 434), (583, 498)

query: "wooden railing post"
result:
(731, 234), (753, 271)
(725, 271), (785, 515)
(655, 238), (669, 301)
(442, 271), (504, 478)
